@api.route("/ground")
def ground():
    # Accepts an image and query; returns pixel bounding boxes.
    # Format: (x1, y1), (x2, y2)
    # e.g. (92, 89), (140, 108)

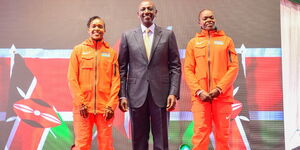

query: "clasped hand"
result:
(80, 104), (114, 120)
(104, 106), (114, 120)
(198, 88), (221, 102)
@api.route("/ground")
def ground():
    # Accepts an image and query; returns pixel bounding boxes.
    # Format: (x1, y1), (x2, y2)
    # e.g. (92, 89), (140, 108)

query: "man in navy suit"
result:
(118, 0), (181, 150)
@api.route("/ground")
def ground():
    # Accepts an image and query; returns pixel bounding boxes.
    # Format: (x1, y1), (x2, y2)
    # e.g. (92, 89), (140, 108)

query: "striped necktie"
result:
(144, 29), (151, 60)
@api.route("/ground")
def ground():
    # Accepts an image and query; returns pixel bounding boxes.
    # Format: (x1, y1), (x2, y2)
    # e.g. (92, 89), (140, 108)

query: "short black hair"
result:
(87, 16), (102, 27)
(198, 9), (212, 21)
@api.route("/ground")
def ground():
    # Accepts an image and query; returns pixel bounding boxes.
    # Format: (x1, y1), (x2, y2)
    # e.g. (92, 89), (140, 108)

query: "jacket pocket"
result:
(194, 46), (206, 57)
(81, 84), (92, 92)
(194, 46), (206, 61)
(228, 49), (237, 63)
(79, 55), (94, 86)
(114, 63), (117, 76)
(194, 47), (207, 79)
(127, 78), (136, 84)
(160, 77), (170, 84)
(81, 55), (94, 69)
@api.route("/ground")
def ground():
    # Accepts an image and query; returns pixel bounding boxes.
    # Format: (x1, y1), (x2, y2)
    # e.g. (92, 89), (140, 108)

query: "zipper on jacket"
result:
(228, 50), (232, 63)
(94, 41), (98, 115)
(114, 63), (116, 76)
(207, 32), (211, 92)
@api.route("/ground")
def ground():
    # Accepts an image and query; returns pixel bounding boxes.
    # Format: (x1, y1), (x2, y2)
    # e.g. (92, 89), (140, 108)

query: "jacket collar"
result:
(196, 29), (225, 38)
(82, 38), (110, 49)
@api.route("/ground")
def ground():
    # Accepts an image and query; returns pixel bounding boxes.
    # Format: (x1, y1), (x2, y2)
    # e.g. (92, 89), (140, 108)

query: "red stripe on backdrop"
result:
(246, 57), (283, 111)
(25, 59), (72, 111)
(8, 121), (45, 150)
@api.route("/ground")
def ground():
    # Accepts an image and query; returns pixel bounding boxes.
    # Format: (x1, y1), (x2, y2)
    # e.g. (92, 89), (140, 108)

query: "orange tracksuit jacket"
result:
(68, 38), (120, 114)
(184, 29), (239, 102)
(184, 30), (239, 150)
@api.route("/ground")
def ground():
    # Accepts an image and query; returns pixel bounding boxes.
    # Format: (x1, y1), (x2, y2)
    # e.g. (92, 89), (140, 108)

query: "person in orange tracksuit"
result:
(68, 16), (120, 150)
(184, 9), (239, 150)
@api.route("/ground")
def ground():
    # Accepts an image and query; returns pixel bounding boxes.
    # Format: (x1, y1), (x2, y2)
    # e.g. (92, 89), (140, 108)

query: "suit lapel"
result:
(149, 26), (162, 62)
(133, 28), (148, 62)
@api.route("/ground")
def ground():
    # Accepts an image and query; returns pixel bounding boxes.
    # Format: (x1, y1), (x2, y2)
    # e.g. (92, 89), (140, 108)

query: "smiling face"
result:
(199, 9), (216, 31)
(137, 0), (157, 28)
(87, 18), (105, 41)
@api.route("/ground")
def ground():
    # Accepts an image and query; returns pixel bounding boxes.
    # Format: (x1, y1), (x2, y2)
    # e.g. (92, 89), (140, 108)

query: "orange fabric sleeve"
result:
(216, 38), (239, 91)
(67, 48), (86, 106)
(105, 51), (120, 111)
(184, 39), (203, 95)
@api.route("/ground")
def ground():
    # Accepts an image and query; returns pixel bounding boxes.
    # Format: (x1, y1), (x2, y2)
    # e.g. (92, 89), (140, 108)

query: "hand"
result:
(80, 104), (88, 118)
(209, 88), (221, 99)
(166, 95), (177, 111)
(119, 98), (128, 112)
(104, 106), (114, 120)
(198, 91), (212, 102)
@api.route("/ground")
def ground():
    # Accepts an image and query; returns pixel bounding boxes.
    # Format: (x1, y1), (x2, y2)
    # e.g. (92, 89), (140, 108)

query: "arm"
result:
(166, 31), (181, 111)
(168, 31), (182, 99)
(68, 48), (88, 118)
(118, 33), (129, 112)
(106, 51), (120, 111)
(184, 39), (204, 95)
(67, 48), (86, 106)
(104, 51), (120, 120)
(215, 38), (239, 92)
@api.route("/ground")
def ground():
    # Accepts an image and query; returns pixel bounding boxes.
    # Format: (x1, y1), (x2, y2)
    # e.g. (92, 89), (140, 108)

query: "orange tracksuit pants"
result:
(73, 113), (114, 150)
(191, 99), (232, 150)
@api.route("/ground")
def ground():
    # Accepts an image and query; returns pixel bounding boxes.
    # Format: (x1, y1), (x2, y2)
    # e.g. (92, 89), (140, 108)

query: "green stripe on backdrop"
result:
(182, 121), (193, 148)
(42, 113), (74, 150)
(289, 0), (300, 4)
(254, 120), (284, 150)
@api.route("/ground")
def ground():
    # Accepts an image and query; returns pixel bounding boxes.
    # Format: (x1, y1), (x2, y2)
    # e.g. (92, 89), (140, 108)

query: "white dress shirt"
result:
(141, 23), (155, 45)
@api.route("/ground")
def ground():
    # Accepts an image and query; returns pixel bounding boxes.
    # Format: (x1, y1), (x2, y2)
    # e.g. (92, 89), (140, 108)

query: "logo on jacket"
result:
(101, 52), (110, 57)
(196, 41), (206, 45)
(82, 51), (91, 55)
(214, 40), (224, 45)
